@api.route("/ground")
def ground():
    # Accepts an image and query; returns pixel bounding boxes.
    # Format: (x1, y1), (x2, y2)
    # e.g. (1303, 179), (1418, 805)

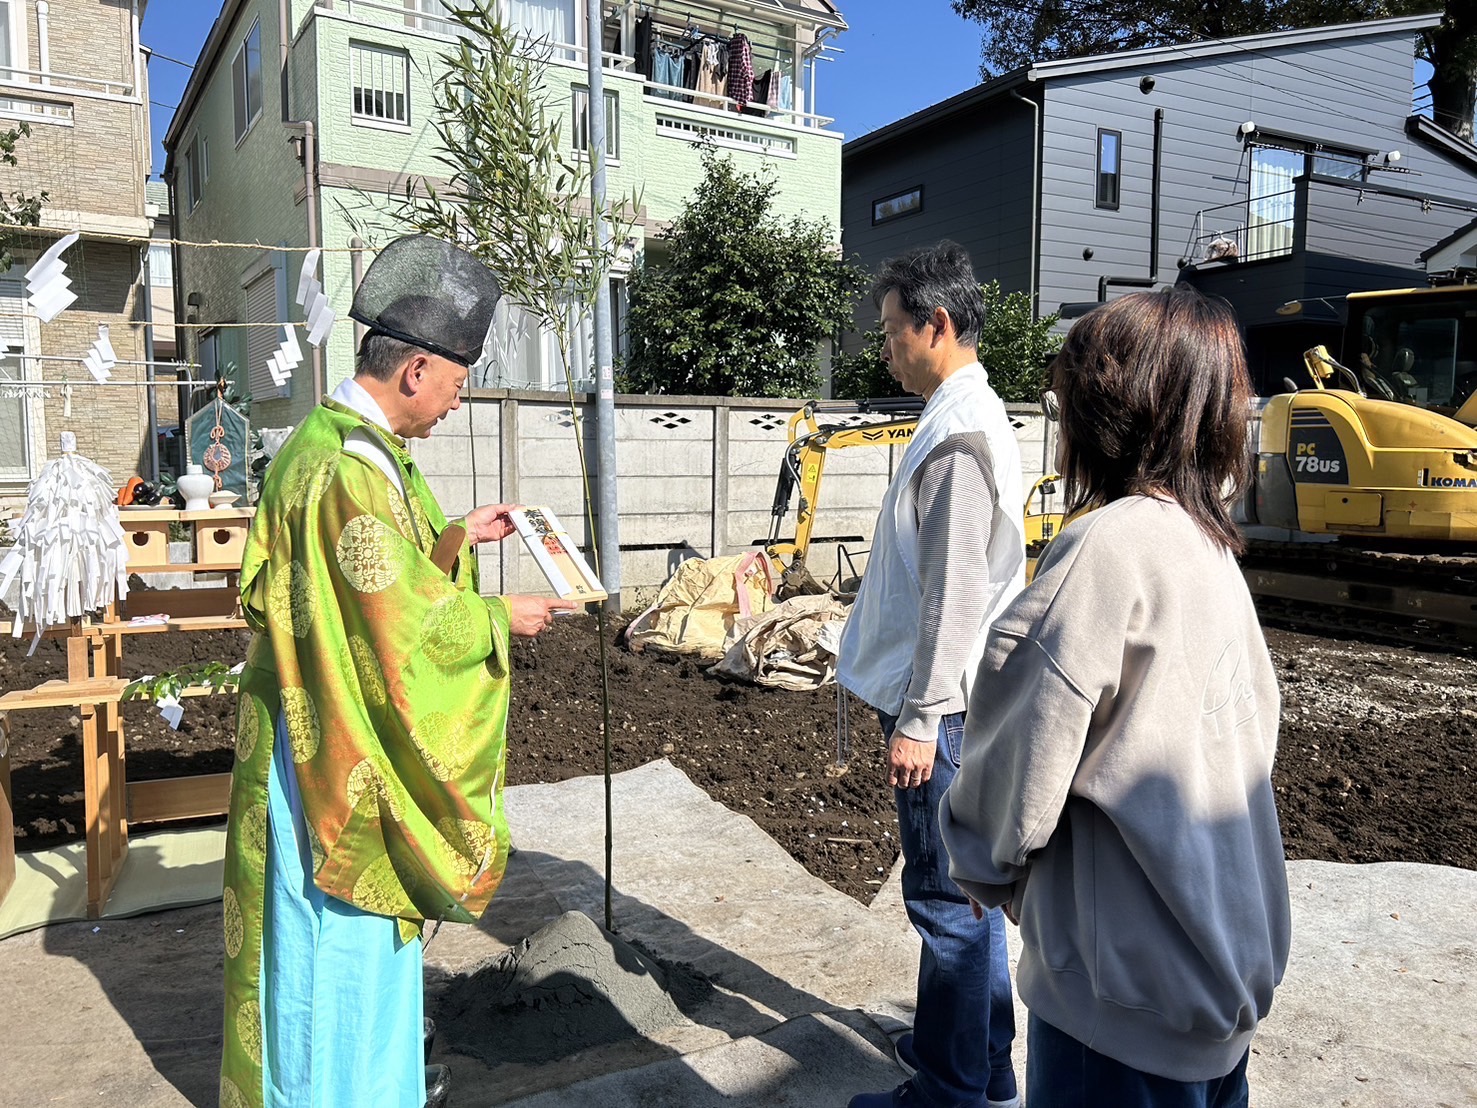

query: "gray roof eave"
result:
(843, 68), (1030, 158)
(1026, 13), (1440, 80)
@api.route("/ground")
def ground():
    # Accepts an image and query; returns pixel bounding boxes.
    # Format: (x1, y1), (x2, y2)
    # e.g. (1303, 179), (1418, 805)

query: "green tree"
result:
(366, 0), (636, 391)
(620, 146), (861, 397)
(951, 1), (1477, 140)
(978, 281), (1061, 402)
(1, 122), (49, 273)
(830, 281), (1061, 403)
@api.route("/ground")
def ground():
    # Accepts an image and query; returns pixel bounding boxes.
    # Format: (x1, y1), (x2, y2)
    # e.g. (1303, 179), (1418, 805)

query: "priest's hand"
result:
(463, 504), (522, 544)
(506, 595), (579, 637)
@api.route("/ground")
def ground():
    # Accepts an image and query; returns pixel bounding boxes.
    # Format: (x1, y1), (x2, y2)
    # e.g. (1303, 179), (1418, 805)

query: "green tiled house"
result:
(164, 0), (847, 427)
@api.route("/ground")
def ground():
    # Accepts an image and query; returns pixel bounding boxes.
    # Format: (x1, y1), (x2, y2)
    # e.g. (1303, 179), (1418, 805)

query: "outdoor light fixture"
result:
(1238, 120), (1257, 137)
(1385, 150), (1402, 164)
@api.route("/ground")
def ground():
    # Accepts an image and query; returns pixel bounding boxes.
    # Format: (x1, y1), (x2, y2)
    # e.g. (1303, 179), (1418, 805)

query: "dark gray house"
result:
(841, 14), (1477, 393)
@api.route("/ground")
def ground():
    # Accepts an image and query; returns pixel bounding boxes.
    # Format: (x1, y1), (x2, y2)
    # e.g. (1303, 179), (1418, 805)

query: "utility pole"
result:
(585, 0), (621, 612)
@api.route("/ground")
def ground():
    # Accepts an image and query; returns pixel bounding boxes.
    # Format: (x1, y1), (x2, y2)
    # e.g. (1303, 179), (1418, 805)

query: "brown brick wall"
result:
(37, 242), (151, 482)
(5, 0), (147, 221)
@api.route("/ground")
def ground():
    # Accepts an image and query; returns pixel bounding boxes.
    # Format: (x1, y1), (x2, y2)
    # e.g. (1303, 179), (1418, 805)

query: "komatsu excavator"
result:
(1249, 285), (1477, 542)
(1243, 284), (1477, 641)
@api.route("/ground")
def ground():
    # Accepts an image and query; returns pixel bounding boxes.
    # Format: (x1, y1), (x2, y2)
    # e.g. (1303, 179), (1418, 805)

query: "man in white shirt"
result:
(838, 241), (1026, 1108)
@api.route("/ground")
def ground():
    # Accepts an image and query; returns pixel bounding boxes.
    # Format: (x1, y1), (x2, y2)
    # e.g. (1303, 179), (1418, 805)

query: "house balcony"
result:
(337, 0), (844, 136)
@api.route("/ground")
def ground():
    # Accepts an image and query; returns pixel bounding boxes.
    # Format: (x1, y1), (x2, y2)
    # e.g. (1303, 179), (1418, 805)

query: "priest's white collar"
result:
(330, 377), (392, 434)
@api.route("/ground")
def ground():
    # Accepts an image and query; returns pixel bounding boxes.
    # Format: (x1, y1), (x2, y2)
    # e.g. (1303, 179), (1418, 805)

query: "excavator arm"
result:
(765, 398), (921, 594)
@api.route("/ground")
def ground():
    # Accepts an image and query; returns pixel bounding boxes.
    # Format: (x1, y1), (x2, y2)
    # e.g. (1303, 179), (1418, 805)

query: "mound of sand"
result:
(440, 911), (707, 1065)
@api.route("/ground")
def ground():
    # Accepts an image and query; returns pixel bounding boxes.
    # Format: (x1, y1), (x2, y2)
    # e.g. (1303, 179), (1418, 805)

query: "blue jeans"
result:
(882, 710), (1018, 1107)
(1026, 1015), (1250, 1108)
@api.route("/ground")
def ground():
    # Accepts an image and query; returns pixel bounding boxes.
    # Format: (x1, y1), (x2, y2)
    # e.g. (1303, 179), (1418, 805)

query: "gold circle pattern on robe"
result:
(239, 802), (269, 864)
(346, 756), (405, 821)
(421, 593), (477, 668)
(410, 710), (473, 781)
(222, 886), (244, 959)
(348, 634), (388, 708)
(352, 853), (410, 915)
(335, 513), (408, 594)
(280, 686), (322, 763)
(267, 559), (315, 638)
(236, 999), (264, 1065)
(235, 694), (260, 763)
(220, 1076), (251, 1108)
(437, 816), (496, 878)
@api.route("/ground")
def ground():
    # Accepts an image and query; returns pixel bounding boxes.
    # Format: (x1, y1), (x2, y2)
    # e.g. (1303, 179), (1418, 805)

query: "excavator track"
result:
(1241, 540), (1477, 651)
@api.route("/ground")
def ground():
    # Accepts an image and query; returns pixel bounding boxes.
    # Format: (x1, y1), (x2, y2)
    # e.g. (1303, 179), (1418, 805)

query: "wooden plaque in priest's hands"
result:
(509, 507), (607, 602)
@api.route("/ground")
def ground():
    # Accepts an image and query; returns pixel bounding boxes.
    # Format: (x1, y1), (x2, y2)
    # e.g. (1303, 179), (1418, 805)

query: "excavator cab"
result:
(1250, 286), (1477, 544)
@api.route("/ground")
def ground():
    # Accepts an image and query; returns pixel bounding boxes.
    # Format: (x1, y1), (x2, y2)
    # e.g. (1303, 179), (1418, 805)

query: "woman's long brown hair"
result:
(1052, 285), (1253, 554)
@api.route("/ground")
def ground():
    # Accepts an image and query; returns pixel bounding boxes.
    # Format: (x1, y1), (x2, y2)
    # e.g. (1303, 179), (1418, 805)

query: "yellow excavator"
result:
(765, 398), (1063, 596)
(1243, 284), (1477, 641)
(1250, 285), (1477, 541)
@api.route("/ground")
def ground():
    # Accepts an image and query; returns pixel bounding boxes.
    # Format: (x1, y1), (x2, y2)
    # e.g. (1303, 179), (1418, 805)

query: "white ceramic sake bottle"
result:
(177, 464), (214, 511)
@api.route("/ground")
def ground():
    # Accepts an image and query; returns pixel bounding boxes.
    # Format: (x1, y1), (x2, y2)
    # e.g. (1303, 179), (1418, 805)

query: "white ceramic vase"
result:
(177, 464), (214, 512)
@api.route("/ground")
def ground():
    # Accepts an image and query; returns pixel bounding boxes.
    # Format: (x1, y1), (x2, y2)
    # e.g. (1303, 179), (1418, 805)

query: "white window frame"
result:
(147, 241), (174, 287)
(350, 41), (412, 131)
(0, 0), (28, 83)
(0, 275), (45, 483)
(183, 132), (203, 212)
(232, 17), (263, 145)
(572, 85), (619, 161)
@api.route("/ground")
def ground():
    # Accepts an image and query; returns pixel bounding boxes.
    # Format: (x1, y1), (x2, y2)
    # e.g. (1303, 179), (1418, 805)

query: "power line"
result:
(143, 49), (196, 69)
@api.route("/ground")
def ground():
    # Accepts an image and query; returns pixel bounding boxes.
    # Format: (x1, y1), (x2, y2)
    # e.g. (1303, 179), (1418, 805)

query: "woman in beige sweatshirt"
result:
(940, 286), (1291, 1108)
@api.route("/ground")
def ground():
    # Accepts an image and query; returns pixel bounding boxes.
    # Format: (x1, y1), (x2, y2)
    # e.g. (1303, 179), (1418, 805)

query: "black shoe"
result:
(425, 1063), (451, 1108)
(424, 1017), (436, 1064)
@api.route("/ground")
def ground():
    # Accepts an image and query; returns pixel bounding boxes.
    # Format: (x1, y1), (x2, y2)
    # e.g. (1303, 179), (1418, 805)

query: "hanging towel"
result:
(726, 33), (754, 110)
(635, 13), (653, 78)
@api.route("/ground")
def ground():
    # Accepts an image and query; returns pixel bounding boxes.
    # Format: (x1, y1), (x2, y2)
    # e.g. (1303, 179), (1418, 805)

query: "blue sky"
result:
(139, 0), (990, 177)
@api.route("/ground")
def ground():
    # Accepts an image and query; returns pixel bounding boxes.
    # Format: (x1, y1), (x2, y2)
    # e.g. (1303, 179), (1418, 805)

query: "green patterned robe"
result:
(220, 400), (512, 1108)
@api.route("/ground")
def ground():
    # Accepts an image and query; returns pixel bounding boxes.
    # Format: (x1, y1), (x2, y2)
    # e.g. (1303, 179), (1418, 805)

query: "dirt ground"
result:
(3, 613), (1474, 903)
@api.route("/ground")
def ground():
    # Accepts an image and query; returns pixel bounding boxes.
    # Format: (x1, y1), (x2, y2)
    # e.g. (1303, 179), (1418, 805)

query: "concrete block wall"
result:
(412, 392), (1056, 607)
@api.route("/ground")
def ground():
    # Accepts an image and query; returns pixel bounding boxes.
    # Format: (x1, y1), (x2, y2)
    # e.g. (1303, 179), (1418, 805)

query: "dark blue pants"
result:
(1025, 1015), (1251, 1108)
(883, 710), (1018, 1107)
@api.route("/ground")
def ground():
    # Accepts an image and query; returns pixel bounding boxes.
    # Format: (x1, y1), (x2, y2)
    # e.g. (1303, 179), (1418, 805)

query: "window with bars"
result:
(351, 43), (410, 127)
(232, 18), (263, 144)
(572, 86), (618, 159)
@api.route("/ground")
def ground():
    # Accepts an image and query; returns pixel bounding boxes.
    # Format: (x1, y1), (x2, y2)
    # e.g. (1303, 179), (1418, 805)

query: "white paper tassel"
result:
(25, 231), (81, 323)
(296, 248), (336, 348)
(0, 432), (130, 652)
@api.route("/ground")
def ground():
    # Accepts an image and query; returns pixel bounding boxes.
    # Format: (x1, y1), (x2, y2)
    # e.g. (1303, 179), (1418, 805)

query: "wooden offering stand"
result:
(0, 507), (253, 917)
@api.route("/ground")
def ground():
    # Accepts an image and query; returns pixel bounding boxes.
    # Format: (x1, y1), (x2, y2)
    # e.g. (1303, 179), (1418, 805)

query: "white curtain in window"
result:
(1248, 147), (1299, 259)
(507, 0), (574, 47)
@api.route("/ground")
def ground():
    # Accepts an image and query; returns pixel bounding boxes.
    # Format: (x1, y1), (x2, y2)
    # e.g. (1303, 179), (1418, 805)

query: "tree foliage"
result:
(363, 0), (637, 386)
(1, 122), (49, 273)
(830, 282), (1061, 404)
(951, 1), (1477, 139)
(620, 146), (861, 397)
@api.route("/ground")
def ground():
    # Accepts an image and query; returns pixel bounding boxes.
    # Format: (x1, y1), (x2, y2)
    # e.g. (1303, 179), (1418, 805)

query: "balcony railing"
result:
(1186, 187), (1299, 266)
(334, 0), (837, 132)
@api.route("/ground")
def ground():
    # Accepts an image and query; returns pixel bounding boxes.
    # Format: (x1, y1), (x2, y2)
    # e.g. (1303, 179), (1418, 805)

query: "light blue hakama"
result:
(261, 713), (426, 1107)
